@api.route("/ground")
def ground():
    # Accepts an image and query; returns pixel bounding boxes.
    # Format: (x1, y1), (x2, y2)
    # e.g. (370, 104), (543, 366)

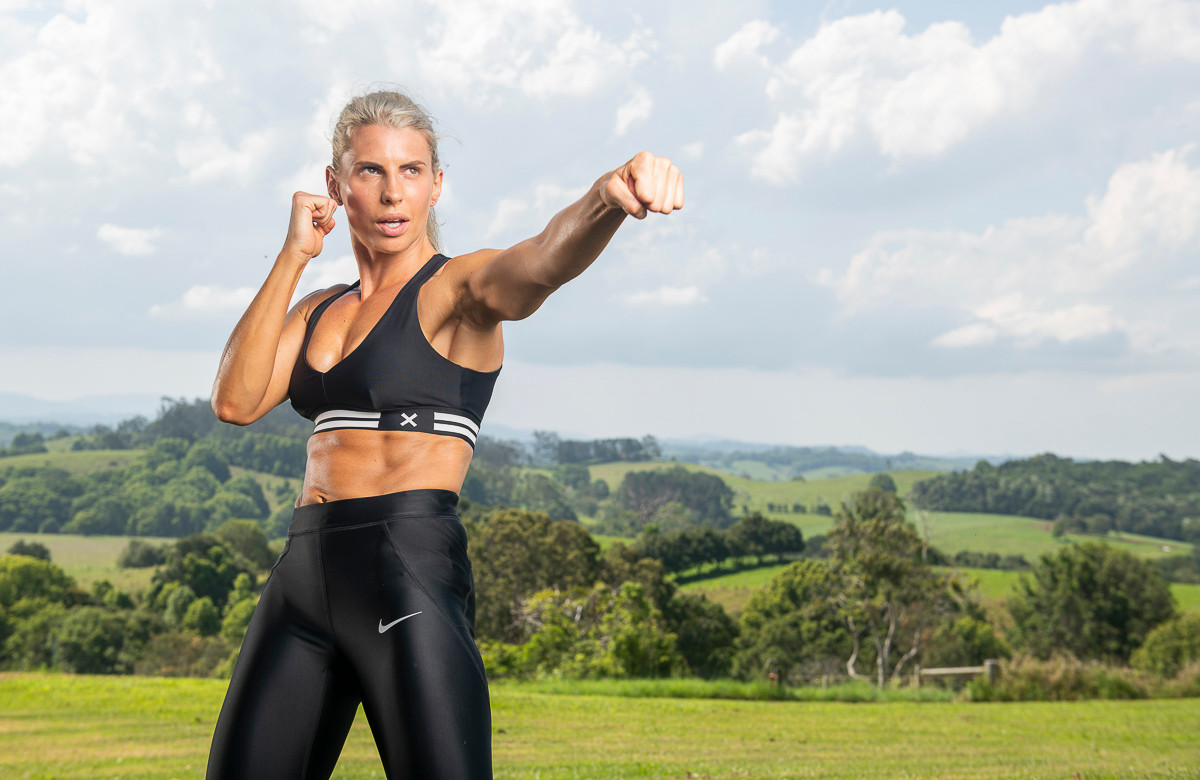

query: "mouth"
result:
(376, 217), (409, 237)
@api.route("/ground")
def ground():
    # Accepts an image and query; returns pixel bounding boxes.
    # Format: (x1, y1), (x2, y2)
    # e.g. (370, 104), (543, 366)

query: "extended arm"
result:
(211, 193), (339, 424)
(461, 152), (684, 324)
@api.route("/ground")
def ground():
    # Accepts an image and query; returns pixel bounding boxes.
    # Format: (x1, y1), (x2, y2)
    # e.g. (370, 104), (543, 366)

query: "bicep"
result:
(461, 242), (560, 324)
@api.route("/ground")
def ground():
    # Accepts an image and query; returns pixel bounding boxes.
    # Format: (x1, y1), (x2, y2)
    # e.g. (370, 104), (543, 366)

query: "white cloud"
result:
(97, 224), (161, 256)
(681, 141), (704, 159)
(151, 254), (363, 318)
(414, 0), (653, 102)
(820, 146), (1200, 352)
(149, 285), (256, 318)
(0, 0), (224, 168)
(713, 19), (779, 70)
(175, 130), (278, 185)
(737, 0), (1200, 183)
(620, 285), (708, 306)
(296, 254), (360, 298)
(614, 89), (652, 136)
(485, 182), (588, 238)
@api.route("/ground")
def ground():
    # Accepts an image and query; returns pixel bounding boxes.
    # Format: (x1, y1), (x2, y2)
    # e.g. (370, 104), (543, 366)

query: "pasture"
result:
(0, 531), (169, 593)
(2, 673), (1199, 778)
(683, 564), (1200, 616)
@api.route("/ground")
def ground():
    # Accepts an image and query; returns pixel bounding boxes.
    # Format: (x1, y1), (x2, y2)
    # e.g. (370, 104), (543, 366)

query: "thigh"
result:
(207, 537), (360, 780)
(325, 515), (493, 779)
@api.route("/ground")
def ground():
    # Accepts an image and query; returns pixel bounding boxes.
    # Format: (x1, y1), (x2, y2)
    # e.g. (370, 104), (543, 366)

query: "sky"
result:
(2, 0), (1200, 460)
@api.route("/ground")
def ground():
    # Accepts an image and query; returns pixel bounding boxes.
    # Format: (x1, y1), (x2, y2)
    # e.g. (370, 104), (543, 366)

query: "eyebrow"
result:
(353, 160), (427, 171)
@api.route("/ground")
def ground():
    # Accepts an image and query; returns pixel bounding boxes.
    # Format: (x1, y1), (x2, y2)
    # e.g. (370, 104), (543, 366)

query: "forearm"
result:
(211, 252), (307, 423)
(520, 175), (628, 289)
(465, 152), (681, 323)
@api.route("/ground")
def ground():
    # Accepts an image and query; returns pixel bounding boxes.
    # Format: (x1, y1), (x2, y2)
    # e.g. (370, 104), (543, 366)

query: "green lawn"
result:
(1, 673), (1197, 778)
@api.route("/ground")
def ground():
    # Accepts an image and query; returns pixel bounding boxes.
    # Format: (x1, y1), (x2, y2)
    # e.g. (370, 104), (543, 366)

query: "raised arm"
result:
(461, 152), (684, 324)
(211, 193), (339, 425)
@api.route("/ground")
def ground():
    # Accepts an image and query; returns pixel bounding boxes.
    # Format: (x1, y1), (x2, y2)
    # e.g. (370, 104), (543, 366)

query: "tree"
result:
(0, 554), (79, 609)
(6, 540), (51, 561)
(55, 606), (153, 674)
(1131, 613), (1200, 677)
(517, 582), (682, 678)
(222, 598), (259, 645)
(1007, 541), (1176, 663)
(868, 473), (897, 494)
(117, 539), (168, 569)
(182, 597), (221, 636)
(510, 472), (577, 521)
(216, 519), (275, 570)
(617, 467), (734, 529)
(469, 509), (600, 641)
(828, 488), (958, 687)
(665, 593), (738, 678)
(732, 559), (849, 681)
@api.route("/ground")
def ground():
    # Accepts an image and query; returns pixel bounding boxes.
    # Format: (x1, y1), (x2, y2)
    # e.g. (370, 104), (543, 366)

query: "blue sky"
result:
(3, 0), (1200, 459)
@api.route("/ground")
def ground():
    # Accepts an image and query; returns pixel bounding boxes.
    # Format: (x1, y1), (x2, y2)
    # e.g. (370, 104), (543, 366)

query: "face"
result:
(326, 124), (443, 257)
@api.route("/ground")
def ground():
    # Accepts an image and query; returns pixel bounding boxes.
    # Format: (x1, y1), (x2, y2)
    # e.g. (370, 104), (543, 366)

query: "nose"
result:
(381, 173), (402, 204)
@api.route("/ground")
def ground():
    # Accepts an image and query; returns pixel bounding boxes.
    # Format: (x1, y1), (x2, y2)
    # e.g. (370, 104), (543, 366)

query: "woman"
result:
(205, 90), (683, 779)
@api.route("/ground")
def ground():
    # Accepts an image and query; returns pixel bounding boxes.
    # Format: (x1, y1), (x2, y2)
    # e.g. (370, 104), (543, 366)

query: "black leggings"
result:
(206, 489), (492, 779)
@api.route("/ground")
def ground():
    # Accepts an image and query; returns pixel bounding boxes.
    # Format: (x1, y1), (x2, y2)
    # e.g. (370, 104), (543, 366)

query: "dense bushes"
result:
(1006, 542), (1175, 663)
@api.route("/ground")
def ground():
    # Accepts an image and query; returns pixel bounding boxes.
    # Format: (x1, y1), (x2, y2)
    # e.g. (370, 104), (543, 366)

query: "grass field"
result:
(1, 673), (1198, 778)
(0, 448), (140, 474)
(682, 563), (1200, 616)
(0, 531), (170, 594)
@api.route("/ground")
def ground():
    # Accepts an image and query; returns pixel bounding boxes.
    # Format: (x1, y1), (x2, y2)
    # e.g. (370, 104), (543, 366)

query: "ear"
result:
(431, 167), (443, 206)
(326, 166), (342, 205)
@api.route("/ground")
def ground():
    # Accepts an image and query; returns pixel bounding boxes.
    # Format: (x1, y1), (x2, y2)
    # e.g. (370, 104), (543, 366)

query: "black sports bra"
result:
(288, 254), (500, 448)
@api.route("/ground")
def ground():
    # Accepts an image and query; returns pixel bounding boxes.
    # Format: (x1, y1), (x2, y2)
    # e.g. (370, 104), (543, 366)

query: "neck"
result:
(350, 237), (439, 299)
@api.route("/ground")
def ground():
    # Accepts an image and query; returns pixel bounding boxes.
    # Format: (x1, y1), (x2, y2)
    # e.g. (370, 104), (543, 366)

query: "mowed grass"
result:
(1, 673), (1198, 779)
(0, 531), (169, 594)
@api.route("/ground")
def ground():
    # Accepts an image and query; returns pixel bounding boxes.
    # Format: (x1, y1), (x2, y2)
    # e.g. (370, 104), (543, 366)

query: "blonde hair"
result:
(330, 90), (443, 251)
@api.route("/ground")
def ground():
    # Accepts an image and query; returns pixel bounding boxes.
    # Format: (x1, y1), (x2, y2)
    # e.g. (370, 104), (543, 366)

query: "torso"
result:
(291, 252), (503, 506)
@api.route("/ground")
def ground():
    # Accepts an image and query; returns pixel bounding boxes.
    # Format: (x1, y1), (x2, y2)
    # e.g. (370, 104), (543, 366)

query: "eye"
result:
(360, 165), (382, 175)
(405, 166), (421, 175)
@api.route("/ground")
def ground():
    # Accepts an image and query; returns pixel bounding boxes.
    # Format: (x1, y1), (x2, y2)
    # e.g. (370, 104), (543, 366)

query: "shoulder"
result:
(433, 249), (502, 282)
(293, 283), (354, 320)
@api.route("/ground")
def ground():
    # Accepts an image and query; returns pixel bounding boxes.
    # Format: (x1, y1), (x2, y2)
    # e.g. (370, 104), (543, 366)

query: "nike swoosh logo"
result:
(378, 612), (422, 633)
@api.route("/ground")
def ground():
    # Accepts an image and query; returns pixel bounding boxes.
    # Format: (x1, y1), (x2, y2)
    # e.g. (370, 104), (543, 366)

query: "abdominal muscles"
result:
(298, 429), (473, 506)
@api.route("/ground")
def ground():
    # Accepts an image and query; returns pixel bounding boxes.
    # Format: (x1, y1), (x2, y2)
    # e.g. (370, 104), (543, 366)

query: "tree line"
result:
(7, 488), (1194, 688)
(910, 453), (1200, 542)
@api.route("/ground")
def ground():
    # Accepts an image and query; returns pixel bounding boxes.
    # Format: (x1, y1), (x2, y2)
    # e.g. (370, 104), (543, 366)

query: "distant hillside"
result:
(911, 453), (1200, 542)
(663, 442), (993, 481)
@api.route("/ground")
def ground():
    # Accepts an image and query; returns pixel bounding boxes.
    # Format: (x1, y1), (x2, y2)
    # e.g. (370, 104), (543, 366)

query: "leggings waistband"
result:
(288, 489), (460, 535)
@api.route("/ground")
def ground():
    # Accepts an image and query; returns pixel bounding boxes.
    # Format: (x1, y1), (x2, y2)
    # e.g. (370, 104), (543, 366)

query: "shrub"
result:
(1131, 613), (1200, 678)
(117, 539), (167, 568)
(181, 597), (220, 636)
(134, 632), (232, 677)
(966, 654), (1152, 701)
(6, 540), (51, 561)
(220, 598), (258, 645)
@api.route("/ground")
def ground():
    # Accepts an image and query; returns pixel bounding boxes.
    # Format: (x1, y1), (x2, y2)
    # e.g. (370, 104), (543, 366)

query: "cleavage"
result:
(305, 288), (399, 373)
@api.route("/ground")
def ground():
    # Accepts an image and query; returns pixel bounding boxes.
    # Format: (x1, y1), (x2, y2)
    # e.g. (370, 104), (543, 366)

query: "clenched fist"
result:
(282, 191), (339, 262)
(602, 152), (685, 219)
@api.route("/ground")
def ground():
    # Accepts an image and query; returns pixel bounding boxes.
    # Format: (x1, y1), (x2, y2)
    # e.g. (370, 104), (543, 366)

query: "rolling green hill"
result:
(0, 448), (140, 474)
(681, 564), (1200, 616)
